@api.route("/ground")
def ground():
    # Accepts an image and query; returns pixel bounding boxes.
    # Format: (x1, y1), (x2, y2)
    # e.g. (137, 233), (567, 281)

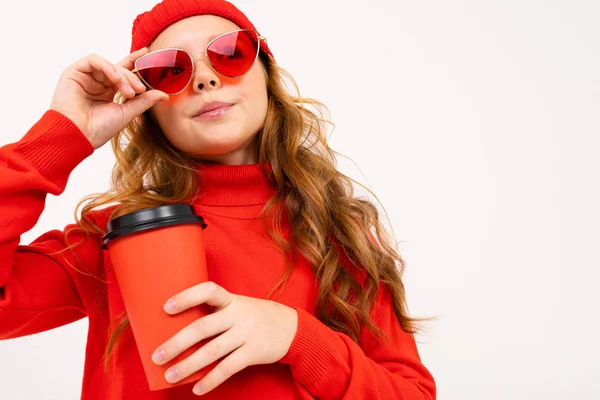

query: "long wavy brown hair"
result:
(54, 50), (426, 373)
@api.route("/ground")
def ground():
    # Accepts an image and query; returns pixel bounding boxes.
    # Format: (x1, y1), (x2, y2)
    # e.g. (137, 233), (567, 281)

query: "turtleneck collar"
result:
(192, 161), (278, 206)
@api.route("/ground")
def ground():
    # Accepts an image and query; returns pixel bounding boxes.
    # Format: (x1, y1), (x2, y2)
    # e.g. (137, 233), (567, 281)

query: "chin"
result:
(171, 125), (257, 155)
(188, 139), (248, 156)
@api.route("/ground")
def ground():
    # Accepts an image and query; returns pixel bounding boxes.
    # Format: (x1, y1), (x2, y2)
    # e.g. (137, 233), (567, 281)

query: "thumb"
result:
(120, 90), (169, 123)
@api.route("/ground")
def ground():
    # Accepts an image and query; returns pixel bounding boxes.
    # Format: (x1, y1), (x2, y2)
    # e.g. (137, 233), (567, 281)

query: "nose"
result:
(190, 54), (221, 93)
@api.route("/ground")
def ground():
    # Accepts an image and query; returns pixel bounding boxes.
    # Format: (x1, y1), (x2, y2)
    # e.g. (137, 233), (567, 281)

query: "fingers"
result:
(164, 282), (235, 315)
(152, 310), (234, 365)
(71, 51), (150, 99)
(70, 53), (130, 98)
(89, 66), (143, 99)
(164, 328), (243, 385)
(115, 48), (151, 99)
(73, 70), (110, 96)
(120, 66), (147, 91)
(118, 89), (169, 123)
(116, 47), (149, 70)
(192, 348), (248, 395)
(73, 53), (122, 88)
(90, 65), (142, 99)
(115, 65), (147, 98)
(90, 69), (113, 89)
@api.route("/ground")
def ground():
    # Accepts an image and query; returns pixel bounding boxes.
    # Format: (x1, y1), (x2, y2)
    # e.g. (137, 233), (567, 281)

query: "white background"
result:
(1, 0), (599, 399)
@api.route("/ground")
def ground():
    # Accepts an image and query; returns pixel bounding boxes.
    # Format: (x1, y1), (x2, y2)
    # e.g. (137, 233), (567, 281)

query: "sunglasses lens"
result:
(136, 49), (192, 94)
(207, 30), (259, 77)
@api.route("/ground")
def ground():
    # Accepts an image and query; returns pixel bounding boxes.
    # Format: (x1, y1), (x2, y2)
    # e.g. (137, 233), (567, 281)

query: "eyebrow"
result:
(170, 32), (226, 50)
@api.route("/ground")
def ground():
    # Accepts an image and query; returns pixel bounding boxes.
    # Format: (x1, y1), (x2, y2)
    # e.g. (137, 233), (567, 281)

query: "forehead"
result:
(149, 15), (242, 51)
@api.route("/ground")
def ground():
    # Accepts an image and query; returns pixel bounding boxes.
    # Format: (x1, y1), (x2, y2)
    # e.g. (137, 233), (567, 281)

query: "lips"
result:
(193, 101), (234, 118)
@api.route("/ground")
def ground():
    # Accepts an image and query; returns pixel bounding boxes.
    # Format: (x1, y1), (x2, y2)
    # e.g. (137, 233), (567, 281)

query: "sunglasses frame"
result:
(131, 28), (266, 96)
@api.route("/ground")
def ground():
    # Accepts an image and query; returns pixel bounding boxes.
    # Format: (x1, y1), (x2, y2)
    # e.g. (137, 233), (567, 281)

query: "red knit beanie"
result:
(130, 0), (274, 61)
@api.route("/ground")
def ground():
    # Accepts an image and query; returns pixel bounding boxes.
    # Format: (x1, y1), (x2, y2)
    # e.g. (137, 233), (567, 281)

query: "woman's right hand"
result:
(49, 48), (169, 150)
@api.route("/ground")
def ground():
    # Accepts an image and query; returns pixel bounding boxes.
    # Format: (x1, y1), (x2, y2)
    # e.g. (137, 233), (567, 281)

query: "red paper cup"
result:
(103, 204), (217, 390)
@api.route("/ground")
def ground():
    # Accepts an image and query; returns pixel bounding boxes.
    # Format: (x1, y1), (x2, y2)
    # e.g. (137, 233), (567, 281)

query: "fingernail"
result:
(165, 367), (179, 383)
(164, 299), (176, 312)
(193, 383), (204, 395)
(134, 81), (146, 91)
(152, 349), (165, 364)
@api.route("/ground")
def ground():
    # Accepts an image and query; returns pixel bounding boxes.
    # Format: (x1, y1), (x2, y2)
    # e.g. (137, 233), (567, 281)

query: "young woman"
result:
(0, 0), (436, 398)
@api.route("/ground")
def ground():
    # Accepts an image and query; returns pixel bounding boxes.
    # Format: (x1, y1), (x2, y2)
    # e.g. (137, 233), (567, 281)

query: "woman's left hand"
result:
(151, 281), (299, 395)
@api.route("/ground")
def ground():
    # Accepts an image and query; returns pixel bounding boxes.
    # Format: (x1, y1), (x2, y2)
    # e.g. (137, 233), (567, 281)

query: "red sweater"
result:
(0, 110), (436, 400)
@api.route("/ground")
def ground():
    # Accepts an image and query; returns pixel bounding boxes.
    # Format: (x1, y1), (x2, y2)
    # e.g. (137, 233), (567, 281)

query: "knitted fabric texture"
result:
(130, 0), (274, 60)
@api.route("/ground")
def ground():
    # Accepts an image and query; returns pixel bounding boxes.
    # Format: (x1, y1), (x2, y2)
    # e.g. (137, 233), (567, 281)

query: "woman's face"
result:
(147, 15), (268, 165)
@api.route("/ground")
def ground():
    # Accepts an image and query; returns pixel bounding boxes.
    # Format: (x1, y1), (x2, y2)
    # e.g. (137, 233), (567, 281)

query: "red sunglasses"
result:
(132, 29), (266, 96)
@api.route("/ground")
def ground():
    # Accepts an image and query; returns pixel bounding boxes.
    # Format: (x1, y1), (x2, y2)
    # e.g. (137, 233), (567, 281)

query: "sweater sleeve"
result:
(278, 284), (436, 400)
(0, 110), (105, 340)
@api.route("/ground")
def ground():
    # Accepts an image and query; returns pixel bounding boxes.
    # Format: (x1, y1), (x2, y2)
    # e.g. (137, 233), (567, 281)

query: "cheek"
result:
(240, 92), (268, 133)
(149, 104), (185, 143)
(150, 102), (172, 124)
(246, 87), (268, 113)
(241, 76), (269, 122)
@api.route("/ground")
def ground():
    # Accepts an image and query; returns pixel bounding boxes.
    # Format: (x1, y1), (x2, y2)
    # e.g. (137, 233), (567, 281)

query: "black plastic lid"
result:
(102, 204), (207, 249)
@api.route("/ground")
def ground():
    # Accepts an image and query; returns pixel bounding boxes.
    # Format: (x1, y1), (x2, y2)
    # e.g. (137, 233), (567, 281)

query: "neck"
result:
(192, 138), (259, 165)
(191, 161), (277, 207)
